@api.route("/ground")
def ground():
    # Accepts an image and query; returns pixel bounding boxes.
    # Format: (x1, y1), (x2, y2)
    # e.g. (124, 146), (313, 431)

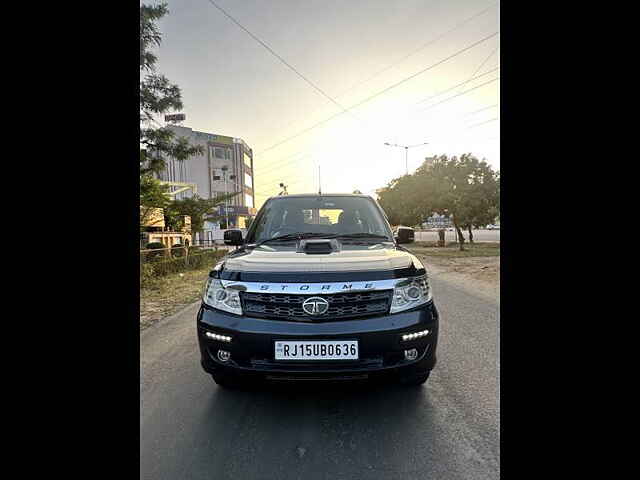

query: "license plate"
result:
(274, 340), (358, 360)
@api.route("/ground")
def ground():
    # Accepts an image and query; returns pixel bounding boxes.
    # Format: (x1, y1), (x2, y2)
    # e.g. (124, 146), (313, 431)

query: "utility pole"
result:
(384, 141), (429, 176)
(221, 166), (230, 230)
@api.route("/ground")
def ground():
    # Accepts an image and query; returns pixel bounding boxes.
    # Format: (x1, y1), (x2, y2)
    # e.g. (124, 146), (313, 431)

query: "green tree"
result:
(377, 174), (426, 227)
(140, 175), (170, 231)
(377, 154), (499, 250)
(165, 193), (239, 241)
(139, 3), (202, 176)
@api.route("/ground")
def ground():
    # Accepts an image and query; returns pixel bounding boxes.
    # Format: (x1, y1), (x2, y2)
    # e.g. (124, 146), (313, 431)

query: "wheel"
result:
(400, 371), (430, 386)
(211, 373), (246, 390)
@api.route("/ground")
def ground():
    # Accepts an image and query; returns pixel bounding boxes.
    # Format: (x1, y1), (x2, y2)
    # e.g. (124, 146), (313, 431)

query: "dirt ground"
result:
(422, 255), (500, 285)
(413, 252), (500, 302)
(140, 267), (212, 330)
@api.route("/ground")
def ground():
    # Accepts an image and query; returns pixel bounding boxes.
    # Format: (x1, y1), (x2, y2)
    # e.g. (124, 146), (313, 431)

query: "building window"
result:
(244, 152), (252, 170)
(244, 172), (253, 188)
(245, 193), (254, 208)
(215, 147), (231, 160)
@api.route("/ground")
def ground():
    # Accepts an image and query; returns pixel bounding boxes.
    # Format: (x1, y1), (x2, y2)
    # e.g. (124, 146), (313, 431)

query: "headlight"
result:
(202, 277), (243, 315)
(390, 274), (432, 313)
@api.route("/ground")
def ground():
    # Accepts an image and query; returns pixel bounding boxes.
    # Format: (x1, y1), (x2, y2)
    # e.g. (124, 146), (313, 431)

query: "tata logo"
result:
(302, 297), (329, 316)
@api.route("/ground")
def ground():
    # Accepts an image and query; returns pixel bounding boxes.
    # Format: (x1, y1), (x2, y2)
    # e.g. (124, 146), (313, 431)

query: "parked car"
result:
(197, 194), (439, 388)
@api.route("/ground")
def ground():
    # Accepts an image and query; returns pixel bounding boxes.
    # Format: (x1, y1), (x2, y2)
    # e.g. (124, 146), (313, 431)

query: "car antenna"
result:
(318, 165), (322, 195)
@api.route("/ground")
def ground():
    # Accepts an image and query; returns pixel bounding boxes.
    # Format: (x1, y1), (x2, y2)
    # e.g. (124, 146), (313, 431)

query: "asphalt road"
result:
(414, 229), (500, 243)
(140, 273), (500, 480)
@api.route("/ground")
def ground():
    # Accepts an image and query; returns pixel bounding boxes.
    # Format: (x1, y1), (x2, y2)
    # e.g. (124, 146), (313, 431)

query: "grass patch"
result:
(140, 265), (213, 329)
(408, 242), (500, 258)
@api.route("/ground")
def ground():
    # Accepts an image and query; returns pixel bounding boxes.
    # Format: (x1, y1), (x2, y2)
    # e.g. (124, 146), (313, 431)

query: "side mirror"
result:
(224, 229), (243, 246)
(396, 228), (414, 244)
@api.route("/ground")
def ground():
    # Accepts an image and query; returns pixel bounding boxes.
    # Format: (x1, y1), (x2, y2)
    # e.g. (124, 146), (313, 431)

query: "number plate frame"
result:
(273, 340), (359, 361)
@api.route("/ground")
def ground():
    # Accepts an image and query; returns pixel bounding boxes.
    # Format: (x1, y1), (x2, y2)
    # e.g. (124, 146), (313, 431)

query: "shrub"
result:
(145, 242), (167, 259)
(139, 250), (226, 289)
(149, 250), (225, 277)
(140, 263), (155, 287)
(171, 244), (186, 257)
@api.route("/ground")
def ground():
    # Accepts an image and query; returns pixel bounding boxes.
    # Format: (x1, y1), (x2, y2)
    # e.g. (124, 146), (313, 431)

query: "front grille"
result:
(241, 290), (393, 322)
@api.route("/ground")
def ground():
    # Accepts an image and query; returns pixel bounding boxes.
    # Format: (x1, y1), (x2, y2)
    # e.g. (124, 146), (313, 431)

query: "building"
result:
(140, 210), (192, 249)
(154, 125), (257, 241)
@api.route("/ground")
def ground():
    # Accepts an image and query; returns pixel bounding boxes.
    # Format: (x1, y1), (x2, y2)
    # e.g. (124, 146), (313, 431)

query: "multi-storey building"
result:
(155, 125), (256, 239)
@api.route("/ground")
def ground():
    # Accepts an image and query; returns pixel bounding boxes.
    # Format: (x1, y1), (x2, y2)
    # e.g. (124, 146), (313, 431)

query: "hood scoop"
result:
(298, 239), (339, 255)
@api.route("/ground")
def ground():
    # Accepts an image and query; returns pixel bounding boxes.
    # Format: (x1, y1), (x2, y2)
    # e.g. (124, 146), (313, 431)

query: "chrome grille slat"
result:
(241, 290), (393, 321)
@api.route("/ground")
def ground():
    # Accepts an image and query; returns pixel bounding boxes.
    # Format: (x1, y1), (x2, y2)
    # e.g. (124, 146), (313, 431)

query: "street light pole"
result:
(404, 146), (408, 175)
(222, 166), (229, 230)
(384, 141), (429, 176)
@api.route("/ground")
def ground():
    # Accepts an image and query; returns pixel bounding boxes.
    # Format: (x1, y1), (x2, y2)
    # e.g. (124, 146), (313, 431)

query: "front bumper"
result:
(197, 301), (439, 382)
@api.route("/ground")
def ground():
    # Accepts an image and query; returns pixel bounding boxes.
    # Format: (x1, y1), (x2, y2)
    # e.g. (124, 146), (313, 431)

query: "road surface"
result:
(141, 272), (500, 480)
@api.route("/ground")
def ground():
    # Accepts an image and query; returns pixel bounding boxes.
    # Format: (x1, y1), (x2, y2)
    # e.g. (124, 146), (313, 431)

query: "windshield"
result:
(247, 196), (393, 244)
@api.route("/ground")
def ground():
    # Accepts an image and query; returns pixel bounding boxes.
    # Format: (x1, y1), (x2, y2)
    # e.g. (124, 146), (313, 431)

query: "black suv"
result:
(197, 194), (439, 388)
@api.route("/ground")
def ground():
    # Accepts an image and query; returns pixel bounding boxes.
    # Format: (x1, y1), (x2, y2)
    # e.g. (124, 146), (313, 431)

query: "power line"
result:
(414, 76), (499, 114)
(333, 1), (500, 100)
(257, 58), (499, 173)
(255, 31), (499, 155)
(205, 0), (360, 125)
(256, 75), (499, 184)
(413, 66), (499, 107)
(465, 44), (499, 88)
(255, 176), (310, 196)
(255, 152), (308, 173)
(264, 0), (500, 137)
(255, 155), (313, 188)
(467, 117), (499, 129)
(464, 104), (499, 116)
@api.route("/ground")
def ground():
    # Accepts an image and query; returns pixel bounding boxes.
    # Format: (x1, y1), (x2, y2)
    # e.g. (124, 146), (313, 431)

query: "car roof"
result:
(266, 193), (374, 200)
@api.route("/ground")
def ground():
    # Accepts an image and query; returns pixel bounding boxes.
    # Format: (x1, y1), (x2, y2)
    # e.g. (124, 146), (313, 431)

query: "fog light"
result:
(404, 348), (418, 361)
(206, 331), (232, 343)
(401, 329), (429, 341)
(217, 350), (231, 362)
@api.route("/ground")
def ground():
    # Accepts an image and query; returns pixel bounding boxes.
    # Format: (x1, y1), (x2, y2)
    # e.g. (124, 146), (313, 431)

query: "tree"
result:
(165, 192), (239, 241)
(140, 175), (170, 231)
(376, 153), (499, 250)
(139, 3), (202, 177)
(377, 174), (427, 227)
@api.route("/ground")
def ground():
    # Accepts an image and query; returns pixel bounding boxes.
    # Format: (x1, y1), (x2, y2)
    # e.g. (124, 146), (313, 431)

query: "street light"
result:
(384, 141), (429, 175)
(221, 166), (236, 229)
(279, 183), (288, 195)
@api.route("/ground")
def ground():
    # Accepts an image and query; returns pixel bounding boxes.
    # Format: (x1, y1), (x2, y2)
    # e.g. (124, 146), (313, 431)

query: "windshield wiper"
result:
(251, 232), (330, 248)
(330, 233), (392, 241)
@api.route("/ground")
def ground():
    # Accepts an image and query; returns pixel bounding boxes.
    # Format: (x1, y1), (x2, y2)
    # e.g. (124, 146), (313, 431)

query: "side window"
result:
(253, 207), (271, 240)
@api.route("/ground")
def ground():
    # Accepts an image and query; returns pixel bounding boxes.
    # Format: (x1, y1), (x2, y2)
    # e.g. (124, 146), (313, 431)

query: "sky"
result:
(153, 0), (500, 208)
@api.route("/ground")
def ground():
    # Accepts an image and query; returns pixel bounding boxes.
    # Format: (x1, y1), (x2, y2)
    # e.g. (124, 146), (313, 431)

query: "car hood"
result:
(220, 244), (423, 273)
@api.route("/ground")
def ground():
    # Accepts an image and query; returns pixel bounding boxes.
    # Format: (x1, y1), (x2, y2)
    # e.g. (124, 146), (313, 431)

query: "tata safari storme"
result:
(197, 194), (439, 388)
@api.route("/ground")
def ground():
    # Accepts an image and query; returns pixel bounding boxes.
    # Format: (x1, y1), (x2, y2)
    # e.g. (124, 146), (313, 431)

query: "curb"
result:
(140, 299), (201, 337)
